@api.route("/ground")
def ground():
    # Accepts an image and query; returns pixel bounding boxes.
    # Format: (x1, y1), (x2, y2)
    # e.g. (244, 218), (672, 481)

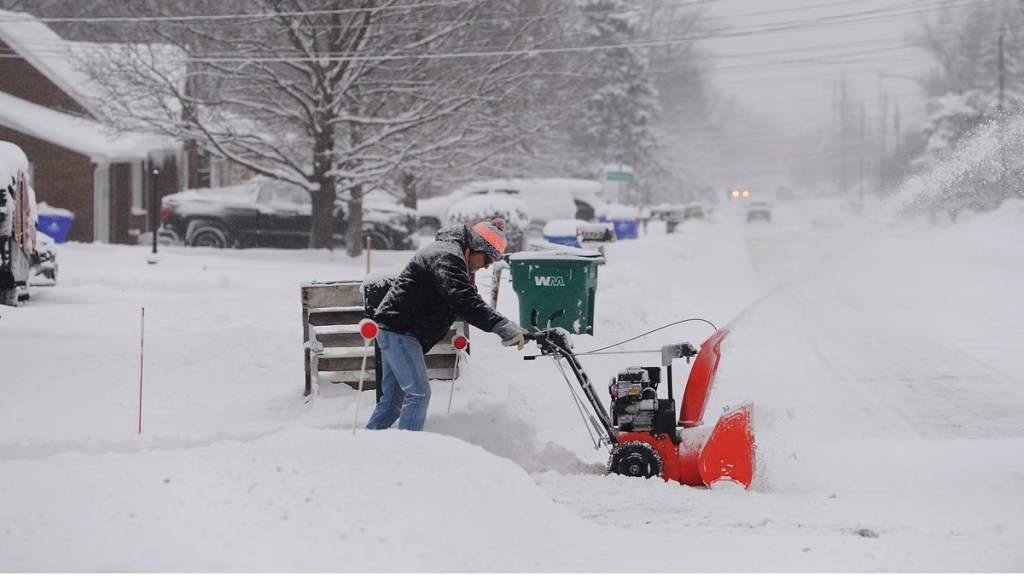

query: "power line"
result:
(0, 0), (982, 66)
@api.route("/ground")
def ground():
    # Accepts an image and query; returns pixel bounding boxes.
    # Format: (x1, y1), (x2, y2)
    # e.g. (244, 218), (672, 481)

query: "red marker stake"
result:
(138, 307), (145, 435)
(447, 333), (468, 414)
(352, 319), (379, 433)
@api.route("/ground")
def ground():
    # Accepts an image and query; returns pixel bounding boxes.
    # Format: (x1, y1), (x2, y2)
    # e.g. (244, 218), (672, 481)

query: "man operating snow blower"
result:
(365, 218), (527, 431)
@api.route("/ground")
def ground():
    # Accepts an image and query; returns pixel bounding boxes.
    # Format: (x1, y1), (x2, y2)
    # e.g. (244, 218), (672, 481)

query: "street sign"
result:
(606, 171), (634, 182)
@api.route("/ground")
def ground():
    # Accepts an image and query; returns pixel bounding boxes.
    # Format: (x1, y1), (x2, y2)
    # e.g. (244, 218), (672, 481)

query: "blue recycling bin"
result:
(37, 213), (74, 243)
(544, 235), (579, 248)
(610, 219), (638, 239)
(599, 216), (638, 240)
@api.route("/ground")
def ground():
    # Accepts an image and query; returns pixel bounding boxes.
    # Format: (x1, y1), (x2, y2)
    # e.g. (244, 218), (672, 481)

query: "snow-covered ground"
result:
(2, 194), (1023, 571)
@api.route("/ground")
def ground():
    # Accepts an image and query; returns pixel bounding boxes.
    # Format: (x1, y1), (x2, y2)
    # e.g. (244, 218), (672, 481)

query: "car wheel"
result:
(188, 222), (230, 248)
(363, 229), (392, 251)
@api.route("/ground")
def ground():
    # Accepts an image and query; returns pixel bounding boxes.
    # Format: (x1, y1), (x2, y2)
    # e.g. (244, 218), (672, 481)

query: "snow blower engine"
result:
(609, 366), (676, 434)
(523, 309), (755, 488)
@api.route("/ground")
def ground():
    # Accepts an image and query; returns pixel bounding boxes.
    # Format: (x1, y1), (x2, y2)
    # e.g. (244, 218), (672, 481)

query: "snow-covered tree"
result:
(913, 1), (1024, 176)
(564, 0), (661, 198)
(642, 1), (716, 203)
(76, 0), (561, 254)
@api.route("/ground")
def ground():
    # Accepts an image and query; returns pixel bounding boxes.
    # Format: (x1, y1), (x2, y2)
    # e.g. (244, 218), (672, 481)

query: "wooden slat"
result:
(308, 305), (364, 313)
(315, 352), (458, 373)
(308, 310), (365, 326)
(323, 367), (460, 389)
(301, 281), (363, 309)
(316, 332), (367, 348)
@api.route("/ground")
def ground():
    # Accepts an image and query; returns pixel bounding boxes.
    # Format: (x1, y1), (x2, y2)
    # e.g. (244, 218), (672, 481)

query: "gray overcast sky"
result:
(698, 0), (934, 131)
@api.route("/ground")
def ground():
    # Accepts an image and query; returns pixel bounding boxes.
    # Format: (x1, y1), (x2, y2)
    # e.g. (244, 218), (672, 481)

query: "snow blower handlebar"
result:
(522, 308), (570, 359)
(521, 308), (620, 446)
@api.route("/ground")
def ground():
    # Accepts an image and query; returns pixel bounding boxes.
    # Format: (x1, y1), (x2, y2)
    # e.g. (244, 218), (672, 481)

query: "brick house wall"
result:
(0, 125), (181, 244)
(0, 125), (94, 242)
(0, 39), (184, 244)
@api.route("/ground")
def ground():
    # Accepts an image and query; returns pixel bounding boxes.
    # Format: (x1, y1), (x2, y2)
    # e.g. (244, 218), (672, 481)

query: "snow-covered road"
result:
(1, 196), (1022, 571)
(528, 198), (1024, 571)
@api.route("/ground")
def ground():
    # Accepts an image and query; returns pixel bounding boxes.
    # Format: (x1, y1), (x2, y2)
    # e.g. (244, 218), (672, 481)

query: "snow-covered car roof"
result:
(422, 177), (603, 225)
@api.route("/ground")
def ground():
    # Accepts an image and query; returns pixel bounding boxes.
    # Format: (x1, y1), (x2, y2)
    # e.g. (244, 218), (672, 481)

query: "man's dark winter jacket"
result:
(373, 224), (505, 351)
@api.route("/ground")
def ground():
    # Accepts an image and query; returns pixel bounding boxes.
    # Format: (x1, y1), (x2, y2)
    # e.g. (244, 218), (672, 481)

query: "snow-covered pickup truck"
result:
(158, 179), (416, 250)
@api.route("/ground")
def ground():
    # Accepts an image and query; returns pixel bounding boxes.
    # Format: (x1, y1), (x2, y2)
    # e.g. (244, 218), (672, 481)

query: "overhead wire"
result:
(0, 0), (978, 63)
(0, 0), (979, 165)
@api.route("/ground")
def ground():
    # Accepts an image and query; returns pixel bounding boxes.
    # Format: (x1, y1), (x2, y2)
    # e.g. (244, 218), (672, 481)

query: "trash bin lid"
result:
(508, 247), (604, 263)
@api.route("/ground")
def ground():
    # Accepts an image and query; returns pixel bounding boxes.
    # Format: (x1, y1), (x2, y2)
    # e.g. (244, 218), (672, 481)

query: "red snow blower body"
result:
(524, 312), (755, 488)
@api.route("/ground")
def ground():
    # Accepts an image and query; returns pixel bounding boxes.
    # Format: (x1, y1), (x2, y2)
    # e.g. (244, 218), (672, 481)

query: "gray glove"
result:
(493, 318), (527, 350)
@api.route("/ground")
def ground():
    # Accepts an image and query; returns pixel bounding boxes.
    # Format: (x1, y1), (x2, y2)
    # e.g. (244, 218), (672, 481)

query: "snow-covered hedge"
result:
(596, 203), (640, 221)
(446, 195), (530, 251)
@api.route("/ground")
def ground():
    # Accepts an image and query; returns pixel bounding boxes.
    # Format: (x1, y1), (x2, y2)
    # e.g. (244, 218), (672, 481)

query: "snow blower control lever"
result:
(521, 308), (756, 489)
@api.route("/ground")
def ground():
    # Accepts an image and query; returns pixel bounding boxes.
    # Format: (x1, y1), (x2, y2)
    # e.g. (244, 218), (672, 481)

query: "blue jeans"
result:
(365, 329), (431, 431)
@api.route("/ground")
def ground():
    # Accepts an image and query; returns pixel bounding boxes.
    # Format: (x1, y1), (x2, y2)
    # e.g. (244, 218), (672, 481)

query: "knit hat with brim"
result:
(470, 218), (508, 260)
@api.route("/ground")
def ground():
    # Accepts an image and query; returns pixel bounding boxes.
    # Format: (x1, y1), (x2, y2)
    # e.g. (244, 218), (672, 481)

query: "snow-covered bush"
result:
(596, 203), (640, 221)
(446, 195), (530, 251)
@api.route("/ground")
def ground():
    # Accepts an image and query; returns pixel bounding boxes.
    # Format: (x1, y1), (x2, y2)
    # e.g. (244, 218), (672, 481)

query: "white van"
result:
(417, 178), (606, 235)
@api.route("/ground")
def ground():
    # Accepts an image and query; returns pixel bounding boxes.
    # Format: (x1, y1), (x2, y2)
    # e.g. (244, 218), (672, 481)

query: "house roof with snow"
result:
(0, 90), (178, 163)
(0, 9), (182, 162)
(0, 9), (110, 120)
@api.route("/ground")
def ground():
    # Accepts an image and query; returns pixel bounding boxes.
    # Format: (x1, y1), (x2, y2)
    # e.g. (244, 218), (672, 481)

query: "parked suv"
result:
(159, 179), (415, 250)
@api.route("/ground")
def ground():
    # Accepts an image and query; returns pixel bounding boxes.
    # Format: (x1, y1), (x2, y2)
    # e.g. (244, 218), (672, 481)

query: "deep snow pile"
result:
(1, 197), (1023, 571)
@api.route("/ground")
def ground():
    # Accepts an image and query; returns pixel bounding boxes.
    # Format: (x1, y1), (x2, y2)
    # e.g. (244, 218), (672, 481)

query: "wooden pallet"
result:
(301, 280), (465, 396)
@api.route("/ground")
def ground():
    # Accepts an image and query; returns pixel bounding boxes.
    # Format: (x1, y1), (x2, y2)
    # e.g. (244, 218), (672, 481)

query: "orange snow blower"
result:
(523, 310), (755, 488)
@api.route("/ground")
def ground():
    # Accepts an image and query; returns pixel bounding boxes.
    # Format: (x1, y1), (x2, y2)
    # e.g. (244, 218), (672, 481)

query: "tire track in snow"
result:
(758, 232), (1024, 440)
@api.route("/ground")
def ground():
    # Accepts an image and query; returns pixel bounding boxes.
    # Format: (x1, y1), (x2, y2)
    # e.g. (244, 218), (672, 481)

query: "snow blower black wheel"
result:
(607, 441), (664, 479)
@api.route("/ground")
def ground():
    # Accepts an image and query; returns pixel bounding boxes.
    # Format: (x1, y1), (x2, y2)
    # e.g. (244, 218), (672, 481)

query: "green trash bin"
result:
(508, 251), (604, 335)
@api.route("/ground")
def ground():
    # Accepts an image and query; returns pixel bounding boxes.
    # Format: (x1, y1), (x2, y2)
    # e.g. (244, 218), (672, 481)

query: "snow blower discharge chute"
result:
(523, 310), (755, 488)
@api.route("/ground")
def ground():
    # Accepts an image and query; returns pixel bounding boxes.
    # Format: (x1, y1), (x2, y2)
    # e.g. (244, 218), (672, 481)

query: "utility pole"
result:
(859, 102), (865, 207)
(998, 31), (1007, 202)
(893, 101), (901, 165)
(877, 74), (888, 193)
(839, 70), (849, 197)
(998, 33), (1006, 114)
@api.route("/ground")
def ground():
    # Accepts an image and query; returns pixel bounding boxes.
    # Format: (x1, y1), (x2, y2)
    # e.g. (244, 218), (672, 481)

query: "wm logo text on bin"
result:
(534, 275), (566, 287)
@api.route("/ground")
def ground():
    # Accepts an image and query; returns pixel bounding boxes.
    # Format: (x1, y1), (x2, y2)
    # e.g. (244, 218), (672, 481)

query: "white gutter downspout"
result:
(93, 162), (110, 243)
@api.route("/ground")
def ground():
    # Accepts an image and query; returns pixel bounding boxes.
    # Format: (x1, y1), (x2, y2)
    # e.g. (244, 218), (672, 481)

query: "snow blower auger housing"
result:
(523, 310), (755, 489)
